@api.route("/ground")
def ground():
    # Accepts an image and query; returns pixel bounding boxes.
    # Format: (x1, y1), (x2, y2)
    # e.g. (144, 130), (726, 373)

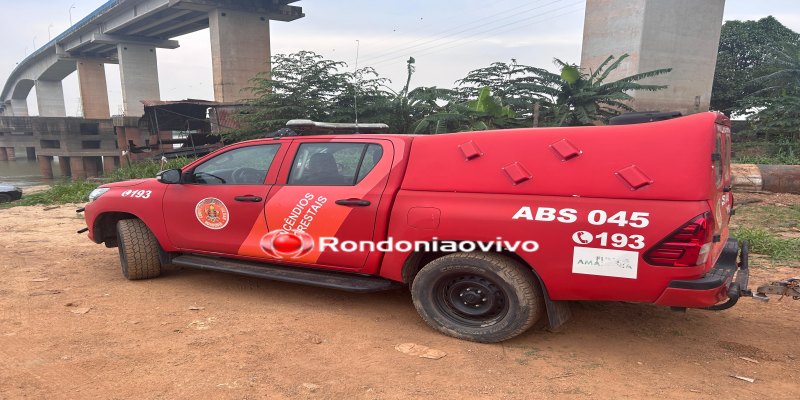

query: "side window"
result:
(192, 144), (279, 185)
(356, 144), (383, 182)
(288, 142), (384, 186)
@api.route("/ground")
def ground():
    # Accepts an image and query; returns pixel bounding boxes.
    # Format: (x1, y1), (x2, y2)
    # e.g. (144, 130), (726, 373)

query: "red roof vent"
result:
(550, 139), (582, 161)
(502, 162), (532, 185)
(458, 140), (484, 160)
(615, 165), (653, 190)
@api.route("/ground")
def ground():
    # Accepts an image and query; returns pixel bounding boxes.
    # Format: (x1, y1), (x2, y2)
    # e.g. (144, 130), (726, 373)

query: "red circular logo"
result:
(260, 230), (314, 259)
(195, 198), (230, 230)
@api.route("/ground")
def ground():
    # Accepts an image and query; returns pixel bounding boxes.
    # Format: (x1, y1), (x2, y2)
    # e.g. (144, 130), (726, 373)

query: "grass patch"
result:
(731, 227), (800, 262)
(3, 157), (196, 208)
(9, 181), (100, 207)
(106, 157), (194, 182)
(732, 154), (800, 165)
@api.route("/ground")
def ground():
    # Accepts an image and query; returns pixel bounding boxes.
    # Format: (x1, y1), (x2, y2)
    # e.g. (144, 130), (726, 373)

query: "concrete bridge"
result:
(0, 0), (303, 119)
(0, 0), (303, 179)
(0, 0), (729, 181)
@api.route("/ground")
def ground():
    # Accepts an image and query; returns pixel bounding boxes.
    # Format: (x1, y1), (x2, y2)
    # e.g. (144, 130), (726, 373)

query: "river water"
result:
(0, 158), (64, 187)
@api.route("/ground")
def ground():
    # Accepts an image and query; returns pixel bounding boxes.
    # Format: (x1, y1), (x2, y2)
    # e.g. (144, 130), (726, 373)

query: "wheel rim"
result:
(433, 272), (509, 327)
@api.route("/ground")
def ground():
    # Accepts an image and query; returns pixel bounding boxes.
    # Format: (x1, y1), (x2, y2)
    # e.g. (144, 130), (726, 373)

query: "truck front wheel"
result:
(116, 219), (162, 280)
(411, 253), (544, 342)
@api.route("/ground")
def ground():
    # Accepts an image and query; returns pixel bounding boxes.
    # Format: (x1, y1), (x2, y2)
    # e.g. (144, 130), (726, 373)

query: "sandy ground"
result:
(0, 205), (798, 399)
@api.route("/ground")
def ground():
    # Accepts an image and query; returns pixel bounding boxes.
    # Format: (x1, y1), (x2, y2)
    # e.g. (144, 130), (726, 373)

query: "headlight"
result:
(88, 187), (110, 202)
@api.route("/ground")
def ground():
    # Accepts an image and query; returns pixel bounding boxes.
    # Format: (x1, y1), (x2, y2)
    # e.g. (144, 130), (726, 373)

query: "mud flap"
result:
(533, 274), (572, 332)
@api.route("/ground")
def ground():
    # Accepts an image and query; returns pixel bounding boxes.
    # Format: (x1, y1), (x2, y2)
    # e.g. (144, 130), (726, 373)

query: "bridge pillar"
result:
(6, 147), (15, 161)
(34, 80), (67, 117)
(117, 43), (160, 116)
(0, 147), (7, 161)
(38, 156), (54, 179)
(70, 157), (87, 179)
(77, 60), (111, 119)
(103, 156), (119, 176)
(209, 8), (270, 102)
(84, 157), (100, 177)
(580, 0), (725, 115)
(58, 156), (71, 177)
(9, 99), (28, 117)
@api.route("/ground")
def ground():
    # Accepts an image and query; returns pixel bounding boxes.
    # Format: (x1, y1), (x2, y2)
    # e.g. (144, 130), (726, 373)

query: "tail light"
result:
(644, 212), (715, 267)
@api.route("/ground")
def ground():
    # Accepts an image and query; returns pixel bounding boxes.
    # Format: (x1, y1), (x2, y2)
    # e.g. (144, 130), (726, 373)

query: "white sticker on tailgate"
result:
(572, 247), (638, 279)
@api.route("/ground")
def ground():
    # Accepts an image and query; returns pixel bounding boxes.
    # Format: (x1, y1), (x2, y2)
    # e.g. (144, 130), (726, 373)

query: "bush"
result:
(10, 181), (100, 207)
(732, 141), (800, 165)
(731, 227), (800, 261)
(106, 157), (194, 181)
(3, 157), (196, 208)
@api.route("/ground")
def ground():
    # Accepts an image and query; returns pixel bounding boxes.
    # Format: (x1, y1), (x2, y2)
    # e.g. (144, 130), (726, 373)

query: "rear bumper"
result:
(654, 238), (749, 309)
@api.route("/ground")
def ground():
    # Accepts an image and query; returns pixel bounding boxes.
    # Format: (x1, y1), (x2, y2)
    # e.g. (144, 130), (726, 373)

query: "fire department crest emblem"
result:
(195, 197), (230, 230)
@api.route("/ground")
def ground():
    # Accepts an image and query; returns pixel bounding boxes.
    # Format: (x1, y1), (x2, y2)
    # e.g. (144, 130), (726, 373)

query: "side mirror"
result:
(157, 168), (182, 184)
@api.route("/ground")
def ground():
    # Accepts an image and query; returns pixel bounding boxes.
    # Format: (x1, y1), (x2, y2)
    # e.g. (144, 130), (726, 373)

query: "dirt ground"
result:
(0, 204), (798, 399)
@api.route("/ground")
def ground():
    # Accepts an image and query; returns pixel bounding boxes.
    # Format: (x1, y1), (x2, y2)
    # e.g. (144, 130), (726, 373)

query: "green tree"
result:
(455, 60), (550, 117)
(534, 54), (672, 126)
(358, 57), (456, 134)
(230, 51), (353, 141)
(414, 86), (519, 134)
(737, 42), (800, 146)
(743, 95), (800, 141)
(748, 41), (800, 96)
(711, 16), (800, 114)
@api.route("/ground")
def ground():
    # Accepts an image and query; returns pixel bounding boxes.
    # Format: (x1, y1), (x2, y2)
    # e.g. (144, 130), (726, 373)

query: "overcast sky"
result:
(2, 0), (799, 116)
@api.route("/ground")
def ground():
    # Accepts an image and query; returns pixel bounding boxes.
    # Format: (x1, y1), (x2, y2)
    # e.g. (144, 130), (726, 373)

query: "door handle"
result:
(234, 195), (262, 202)
(335, 198), (371, 207)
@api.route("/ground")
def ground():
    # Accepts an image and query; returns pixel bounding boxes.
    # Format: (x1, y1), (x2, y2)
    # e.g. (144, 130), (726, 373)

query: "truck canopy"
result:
(401, 112), (727, 201)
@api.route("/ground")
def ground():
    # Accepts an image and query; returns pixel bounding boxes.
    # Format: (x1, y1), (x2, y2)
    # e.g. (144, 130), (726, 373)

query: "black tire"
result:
(116, 219), (162, 280)
(411, 253), (544, 343)
(0, 193), (11, 203)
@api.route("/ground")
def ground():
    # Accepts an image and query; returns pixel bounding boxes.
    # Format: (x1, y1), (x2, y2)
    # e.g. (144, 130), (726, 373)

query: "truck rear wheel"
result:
(411, 253), (544, 343)
(116, 219), (162, 280)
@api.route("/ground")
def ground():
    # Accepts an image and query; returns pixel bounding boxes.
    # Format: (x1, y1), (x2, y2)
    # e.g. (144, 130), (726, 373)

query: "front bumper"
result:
(654, 238), (750, 309)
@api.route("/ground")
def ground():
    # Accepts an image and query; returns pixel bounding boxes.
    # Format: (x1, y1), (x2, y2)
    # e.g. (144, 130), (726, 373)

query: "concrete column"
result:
(58, 156), (71, 177)
(9, 99), (28, 116)
(84, 157), (101, 177)
(26, 147), (36, 160)
(580, 0), (725, 115)
(0, 147), (7, 161)
(117, 43), (160, 116)
(38, 156), (54, 179)
(77, 60), (111, 119)
(209, 8), (270, 102)
(6, 147), (15, 161)
(34, 80), (67, 117)
(102, 156), (119, 176)
(70, 156), (87, 179)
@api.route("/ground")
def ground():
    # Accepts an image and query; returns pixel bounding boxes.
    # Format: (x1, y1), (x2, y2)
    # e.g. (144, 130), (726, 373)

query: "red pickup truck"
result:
(81, 112), (751, 342)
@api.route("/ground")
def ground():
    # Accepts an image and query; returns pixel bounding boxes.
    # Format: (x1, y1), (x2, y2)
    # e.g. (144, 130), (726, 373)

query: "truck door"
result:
(262, 139), (393, 271)
(162, 143), (285, 254)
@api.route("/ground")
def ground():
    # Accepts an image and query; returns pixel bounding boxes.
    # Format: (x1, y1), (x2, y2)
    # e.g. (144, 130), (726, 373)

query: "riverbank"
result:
(0, 158), (65, 188)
